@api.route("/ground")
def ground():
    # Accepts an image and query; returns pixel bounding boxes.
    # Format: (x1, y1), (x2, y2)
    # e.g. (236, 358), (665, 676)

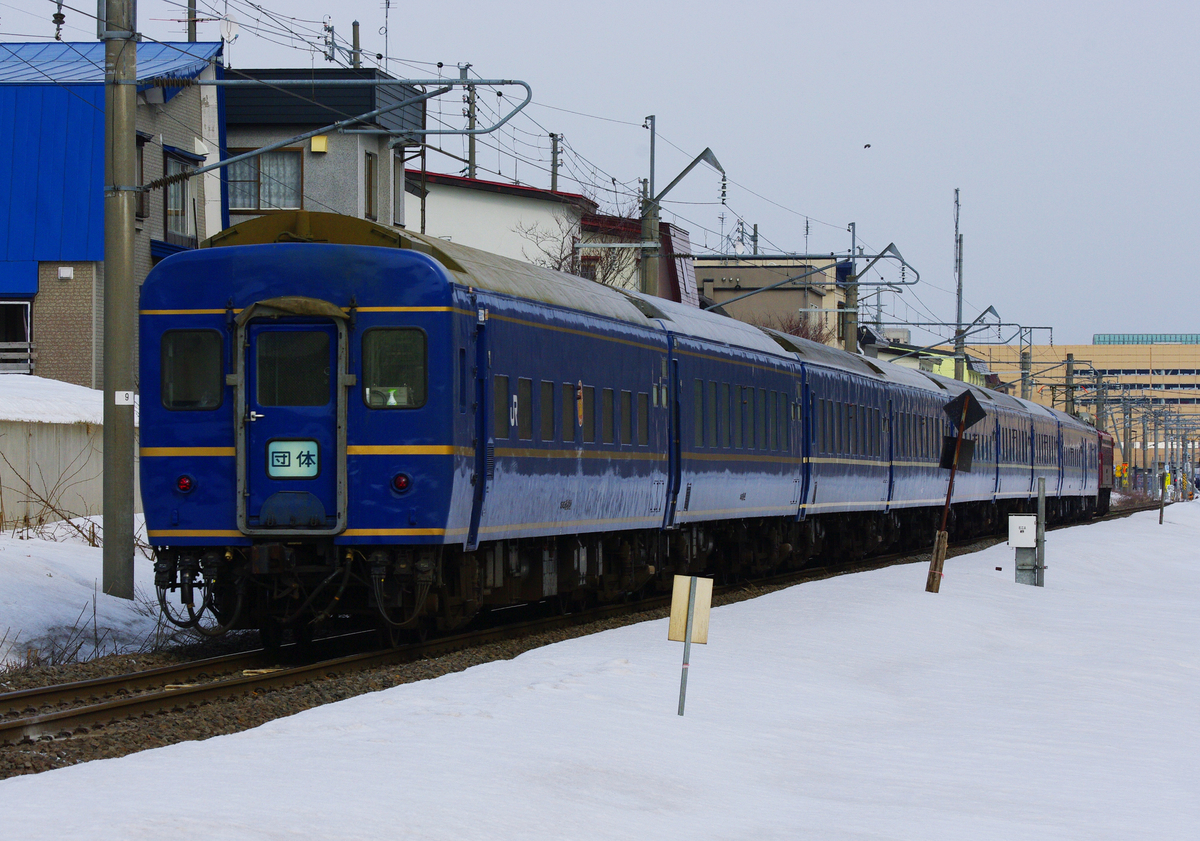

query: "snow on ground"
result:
(0, 374), (109, 425)
(0, 517), (158, 664)
(2, 505), (1199, 840)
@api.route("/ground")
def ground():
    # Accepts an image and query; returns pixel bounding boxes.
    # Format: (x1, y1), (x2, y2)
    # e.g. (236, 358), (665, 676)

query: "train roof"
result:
(203, 211), (660, 330)
(204, 212), (794, 359)
(198, 213), (1100, 435)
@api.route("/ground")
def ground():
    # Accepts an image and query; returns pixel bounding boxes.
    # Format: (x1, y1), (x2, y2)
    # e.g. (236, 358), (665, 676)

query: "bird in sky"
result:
(864, 143), (872, 148)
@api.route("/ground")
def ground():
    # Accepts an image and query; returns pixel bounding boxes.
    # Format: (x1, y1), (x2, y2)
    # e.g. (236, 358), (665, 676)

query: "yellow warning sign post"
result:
(669, 575), (713, 716)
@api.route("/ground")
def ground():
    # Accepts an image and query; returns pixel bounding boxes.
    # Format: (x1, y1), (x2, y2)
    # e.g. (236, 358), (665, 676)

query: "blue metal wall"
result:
(0, 83), (104, 296)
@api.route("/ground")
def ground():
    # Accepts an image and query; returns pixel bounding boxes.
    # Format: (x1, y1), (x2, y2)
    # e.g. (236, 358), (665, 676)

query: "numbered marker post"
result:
(114, 390), (135, 405)
(668, 575), (713, 716)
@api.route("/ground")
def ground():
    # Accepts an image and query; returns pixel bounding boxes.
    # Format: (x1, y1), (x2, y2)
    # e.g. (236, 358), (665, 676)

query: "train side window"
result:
(602, 388), (615, 444)
(816, 399), (825, 453)
(707, 381), (718, 448)
(517, 378), (533, 440)
(854, 404), (864, 456)
(733, 385), (743, 448)
(767, 391), (776, 451)
(744, 388), (753, 448)
(621, 390), (632, 445)
(746, 387), (756, 450)
(841, 403), (849, 454)
(827, 400), (835, 454)
(459, 348), (467, 414)
(493, 375), (509, 439)
(161, 329), (223, 410)
(562, 383), (577, 443)
(637, 392), (649, 445)
(779, 394), (789, 451)
(540, 381), (554, 442)
(759, 389), (768, 451)
(362, 328), (426, 408)
(778, 393), (786, 451)
(720, 383), (730, 447)
(583, 386), (595, 443)
(694, 379), (704, 447)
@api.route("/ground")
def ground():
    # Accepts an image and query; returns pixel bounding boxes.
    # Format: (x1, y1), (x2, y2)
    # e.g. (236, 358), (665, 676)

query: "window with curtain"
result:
(228, 150), (302, 211)
(164, 155), (195, 248)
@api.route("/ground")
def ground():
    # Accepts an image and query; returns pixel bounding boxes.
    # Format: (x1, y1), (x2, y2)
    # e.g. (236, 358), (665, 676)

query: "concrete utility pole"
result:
(351, 21), (360, 68)
(1065, 353), (1075, 417)
(549, 132), (559, 193)
(1141, 414), (1148, 472)
(466, 70), (476, 179)
(102, 0), (136, 600)
(1094, 370), (1105, 430)
(953, 189), (965, 381)
(1154, 413), (1161, 474)
(187, 0), (196, 41)
(640, 179), (653, 294)
(1020, 351), (1032, 400)
(844, 222), (859, 355)
(641, 115), (658, 296)
(1123, 395), (1132, 480)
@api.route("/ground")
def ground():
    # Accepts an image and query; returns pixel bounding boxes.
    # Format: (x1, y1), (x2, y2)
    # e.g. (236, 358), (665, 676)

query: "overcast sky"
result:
(13, 0), (1198, 345)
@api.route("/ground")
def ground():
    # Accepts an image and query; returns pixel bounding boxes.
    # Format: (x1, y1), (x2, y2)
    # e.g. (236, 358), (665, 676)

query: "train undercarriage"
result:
(154, 494), (1105, 649)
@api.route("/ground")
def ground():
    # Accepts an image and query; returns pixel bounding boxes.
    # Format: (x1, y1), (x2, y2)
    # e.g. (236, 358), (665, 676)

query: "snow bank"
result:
(0, 517), (157, 664)
(1, 505), (1198, 839)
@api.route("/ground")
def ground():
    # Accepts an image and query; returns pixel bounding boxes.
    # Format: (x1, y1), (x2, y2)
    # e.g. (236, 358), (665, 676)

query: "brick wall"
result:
(32, 262), (96, 388)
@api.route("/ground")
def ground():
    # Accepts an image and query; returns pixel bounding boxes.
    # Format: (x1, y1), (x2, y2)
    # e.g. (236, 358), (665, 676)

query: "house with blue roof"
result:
(0, 41), (224, 388)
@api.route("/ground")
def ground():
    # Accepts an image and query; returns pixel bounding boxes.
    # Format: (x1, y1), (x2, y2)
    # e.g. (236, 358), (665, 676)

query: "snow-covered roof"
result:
(0, 374), (136, 426)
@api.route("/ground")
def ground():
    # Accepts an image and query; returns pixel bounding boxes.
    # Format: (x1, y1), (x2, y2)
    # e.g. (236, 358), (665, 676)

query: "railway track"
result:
(0, 500), (1166, 748)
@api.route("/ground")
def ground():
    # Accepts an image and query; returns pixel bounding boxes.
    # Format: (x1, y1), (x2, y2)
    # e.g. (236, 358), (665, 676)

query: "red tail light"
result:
(392, 473), (411, 493)
(176, 474), (195, 493)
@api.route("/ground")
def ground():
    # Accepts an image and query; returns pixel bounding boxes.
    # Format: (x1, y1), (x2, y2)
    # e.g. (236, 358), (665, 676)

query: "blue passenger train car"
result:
(140, 212), (1111, 644)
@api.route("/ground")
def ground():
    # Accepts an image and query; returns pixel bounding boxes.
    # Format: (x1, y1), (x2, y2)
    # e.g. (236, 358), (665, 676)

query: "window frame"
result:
(364, 150), (378, 221)
(160, 329), (224, 411)
(493, 374), (510, 439)
(227, 148), (304, 212)
(361, 327), (429, 410)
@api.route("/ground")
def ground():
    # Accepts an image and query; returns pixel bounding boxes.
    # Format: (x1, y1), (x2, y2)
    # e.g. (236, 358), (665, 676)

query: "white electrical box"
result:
(1008, 514), (1037, 548)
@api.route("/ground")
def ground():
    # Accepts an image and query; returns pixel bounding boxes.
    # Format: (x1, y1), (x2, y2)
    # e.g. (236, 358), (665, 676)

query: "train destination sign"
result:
(266, 439), (319, 478)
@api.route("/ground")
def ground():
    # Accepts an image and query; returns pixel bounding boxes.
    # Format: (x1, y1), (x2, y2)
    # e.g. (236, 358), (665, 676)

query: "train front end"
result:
(140, 223), (464, 646)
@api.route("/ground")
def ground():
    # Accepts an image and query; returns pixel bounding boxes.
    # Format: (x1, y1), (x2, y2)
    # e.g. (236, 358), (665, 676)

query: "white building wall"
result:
(403, 184), (582, 262)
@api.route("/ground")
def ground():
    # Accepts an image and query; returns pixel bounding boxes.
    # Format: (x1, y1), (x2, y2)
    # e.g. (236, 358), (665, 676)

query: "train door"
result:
(467, 301), (490, 550)
(663, 351), (682, 529)
(797, 368), (814, 518)
(789, 377), (802, 508)
(235, 299), (349, 535)
(885, 397), (896, 507)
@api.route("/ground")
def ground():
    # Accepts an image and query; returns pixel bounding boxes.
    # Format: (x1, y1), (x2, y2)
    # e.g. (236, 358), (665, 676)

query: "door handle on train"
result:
(249, 411), (265, 422)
